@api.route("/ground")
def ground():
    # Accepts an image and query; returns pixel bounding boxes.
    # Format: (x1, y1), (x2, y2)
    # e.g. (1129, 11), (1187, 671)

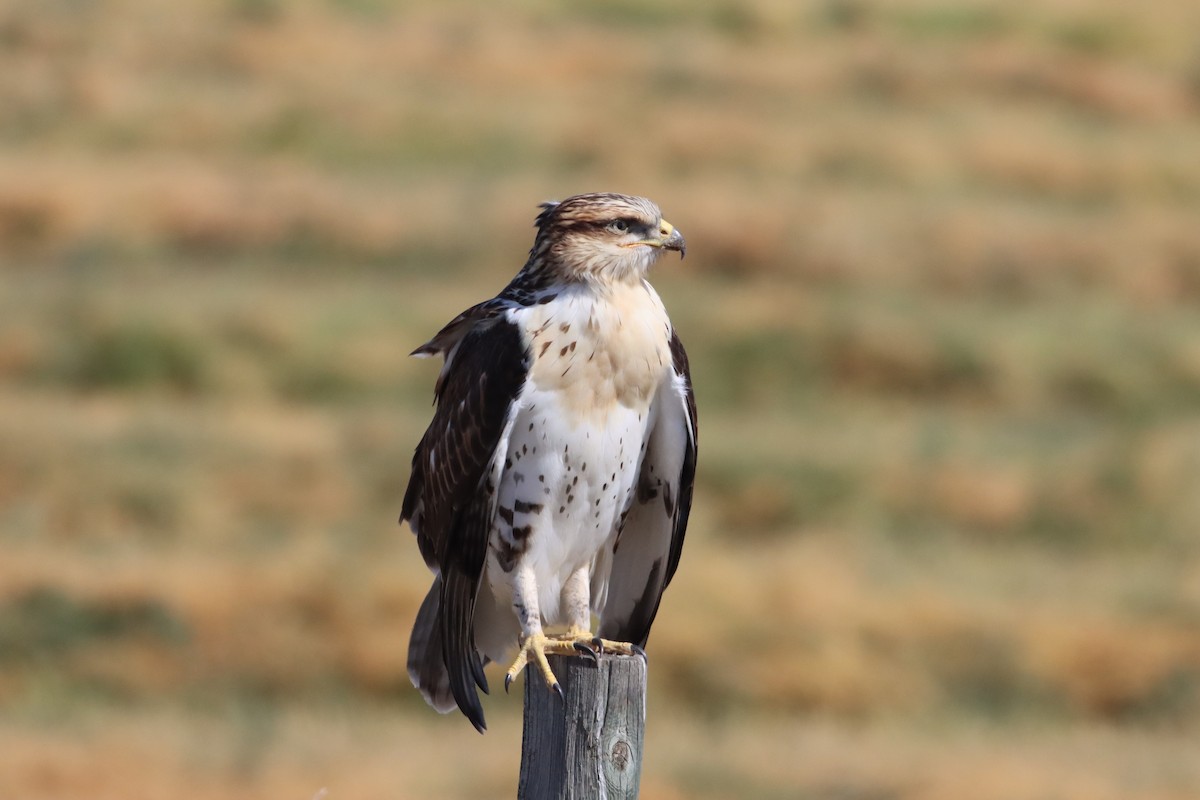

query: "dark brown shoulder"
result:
(410, 300), (501, 359)
(401, 315), (529, 570)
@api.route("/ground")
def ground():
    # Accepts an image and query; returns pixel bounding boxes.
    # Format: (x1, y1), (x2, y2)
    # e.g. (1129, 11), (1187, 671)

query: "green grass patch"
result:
(892, 6), (1012, 39)
(0, 588), (188, 663)
(50, 319), (210, 394)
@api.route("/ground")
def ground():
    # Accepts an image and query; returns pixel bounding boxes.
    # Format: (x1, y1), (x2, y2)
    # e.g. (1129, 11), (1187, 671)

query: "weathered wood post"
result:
(518, 652), (646, 799)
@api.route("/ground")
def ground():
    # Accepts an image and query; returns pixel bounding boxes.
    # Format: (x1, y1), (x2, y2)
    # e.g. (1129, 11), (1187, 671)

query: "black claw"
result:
(504, 673), (514, 694)
(632, 644), (648, 663)
(590, 636), (605, 655)
(573, 641), (600, 665)
(552, 682), (564, 701)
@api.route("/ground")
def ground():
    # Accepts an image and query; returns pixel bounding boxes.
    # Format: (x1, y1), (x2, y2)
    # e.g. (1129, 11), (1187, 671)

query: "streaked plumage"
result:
(401, 193), (697, 731)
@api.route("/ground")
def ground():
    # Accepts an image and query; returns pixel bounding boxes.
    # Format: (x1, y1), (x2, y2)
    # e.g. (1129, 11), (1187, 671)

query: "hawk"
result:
(401, 193), (697, 731)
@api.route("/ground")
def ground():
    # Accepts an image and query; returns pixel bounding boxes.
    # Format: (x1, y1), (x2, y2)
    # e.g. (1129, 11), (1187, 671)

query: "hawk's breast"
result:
(483, 281), (674, 624)
(525, 281), (672, 422)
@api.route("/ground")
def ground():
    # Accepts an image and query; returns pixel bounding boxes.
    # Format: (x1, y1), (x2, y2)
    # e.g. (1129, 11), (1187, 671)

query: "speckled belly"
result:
(485, 385), (654, 624)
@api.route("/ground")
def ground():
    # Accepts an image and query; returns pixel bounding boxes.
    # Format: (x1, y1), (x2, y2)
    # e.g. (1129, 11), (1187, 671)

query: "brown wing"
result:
(401, 314), (529, 732)
(598, 330), (697, 647)
(663, 331), (697, 587)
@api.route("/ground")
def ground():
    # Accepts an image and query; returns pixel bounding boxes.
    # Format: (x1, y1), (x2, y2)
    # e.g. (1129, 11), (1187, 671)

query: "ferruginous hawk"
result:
(401, 192), (697, 731)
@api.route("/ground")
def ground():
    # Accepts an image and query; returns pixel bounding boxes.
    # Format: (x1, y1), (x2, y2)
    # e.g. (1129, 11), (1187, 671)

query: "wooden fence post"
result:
(517, 652), (646, 799)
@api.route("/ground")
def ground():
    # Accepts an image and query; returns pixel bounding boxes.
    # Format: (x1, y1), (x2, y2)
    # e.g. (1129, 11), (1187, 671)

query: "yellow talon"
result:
(503, 632), (575, 694)
(593, 638), (638, 655)
(552, 627), (638, 656)
(504, 630), (645, 694)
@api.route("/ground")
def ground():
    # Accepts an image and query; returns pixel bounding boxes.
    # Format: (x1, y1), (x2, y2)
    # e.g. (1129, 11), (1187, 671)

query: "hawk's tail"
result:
(406, 577), (457, 716)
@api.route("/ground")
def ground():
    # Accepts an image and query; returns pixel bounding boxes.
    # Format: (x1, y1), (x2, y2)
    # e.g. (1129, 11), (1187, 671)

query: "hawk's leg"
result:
(553, 566), (640, 659)
(556, 564), (594, 643)
(503, 564), (578, 694)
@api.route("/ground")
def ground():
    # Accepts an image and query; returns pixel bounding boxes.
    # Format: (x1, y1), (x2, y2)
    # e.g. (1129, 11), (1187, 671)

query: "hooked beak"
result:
(641, 219), (686, 258)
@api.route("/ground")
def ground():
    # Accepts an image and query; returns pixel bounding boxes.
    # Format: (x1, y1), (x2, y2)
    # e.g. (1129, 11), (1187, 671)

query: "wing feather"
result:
(401, 312), (528, 732)
(598, 330), (697, 647)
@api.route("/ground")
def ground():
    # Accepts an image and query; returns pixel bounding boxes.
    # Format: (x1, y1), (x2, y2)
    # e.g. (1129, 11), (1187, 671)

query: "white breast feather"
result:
(482, 281), (672, 631)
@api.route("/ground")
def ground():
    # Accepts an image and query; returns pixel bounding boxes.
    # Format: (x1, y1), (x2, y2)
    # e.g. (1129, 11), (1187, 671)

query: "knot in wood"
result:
(610, 739), (632, 772)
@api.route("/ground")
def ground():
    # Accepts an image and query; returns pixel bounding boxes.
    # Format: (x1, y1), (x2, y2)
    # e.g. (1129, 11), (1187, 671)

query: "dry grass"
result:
(4, 0), (1200, 796)
(4, 704), (1200, 800)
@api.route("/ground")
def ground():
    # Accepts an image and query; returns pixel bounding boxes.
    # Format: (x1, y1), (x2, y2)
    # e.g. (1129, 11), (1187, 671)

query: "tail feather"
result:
(441, 566), (488, 732)
(407, 487), (494, 733)
(407, 577), (456, 715)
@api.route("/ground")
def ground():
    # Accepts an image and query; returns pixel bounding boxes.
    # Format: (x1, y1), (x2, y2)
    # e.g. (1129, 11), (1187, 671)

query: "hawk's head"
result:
(530, 193), (686, 284)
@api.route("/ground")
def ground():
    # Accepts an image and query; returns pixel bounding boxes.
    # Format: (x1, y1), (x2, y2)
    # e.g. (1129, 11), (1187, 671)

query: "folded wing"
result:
(401, 313), (529, 731)
(598, 331), (697, 647)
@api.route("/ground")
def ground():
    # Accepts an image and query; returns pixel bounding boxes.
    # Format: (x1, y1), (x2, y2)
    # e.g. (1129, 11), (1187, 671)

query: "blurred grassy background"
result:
(3, 0), (1200, 797)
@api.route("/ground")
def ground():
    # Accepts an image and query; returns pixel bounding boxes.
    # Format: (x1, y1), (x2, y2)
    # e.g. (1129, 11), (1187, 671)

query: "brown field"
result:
(3, 0), (1200, 797)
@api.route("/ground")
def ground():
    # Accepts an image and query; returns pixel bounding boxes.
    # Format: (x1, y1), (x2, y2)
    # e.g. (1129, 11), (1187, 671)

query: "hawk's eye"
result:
(607, 219), (629, 234)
